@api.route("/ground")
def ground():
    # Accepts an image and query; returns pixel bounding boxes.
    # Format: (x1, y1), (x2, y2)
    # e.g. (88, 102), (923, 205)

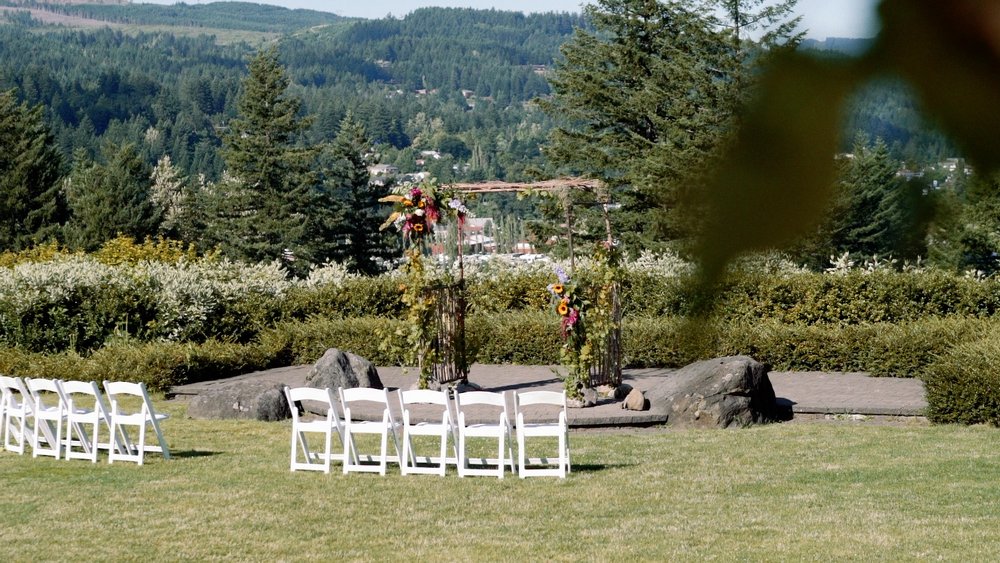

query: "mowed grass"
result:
(2, 398), (1000, 561)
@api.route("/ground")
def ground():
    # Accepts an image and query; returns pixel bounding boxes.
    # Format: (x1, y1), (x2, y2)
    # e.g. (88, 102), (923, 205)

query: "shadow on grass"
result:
(170, 449), (222, 459)
(568, 462), (635, 473)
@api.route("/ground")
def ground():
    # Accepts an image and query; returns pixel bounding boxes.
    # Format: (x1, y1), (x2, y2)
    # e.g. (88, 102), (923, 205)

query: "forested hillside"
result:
(0, 5), (582, 183)
(0, 1), (989, 276)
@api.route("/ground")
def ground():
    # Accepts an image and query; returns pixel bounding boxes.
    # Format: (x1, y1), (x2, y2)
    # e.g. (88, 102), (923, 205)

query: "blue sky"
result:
(139, 0), (881, 39)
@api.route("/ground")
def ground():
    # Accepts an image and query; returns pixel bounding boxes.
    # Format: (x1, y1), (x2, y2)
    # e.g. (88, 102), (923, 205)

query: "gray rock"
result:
(646, 356), (778, 428)
(613, 384), (634, 402)
(187, 381), (291, 421)
(567, 386), (598, 408)
(621, 388), (648, 411)
(305, 348), (383, 391)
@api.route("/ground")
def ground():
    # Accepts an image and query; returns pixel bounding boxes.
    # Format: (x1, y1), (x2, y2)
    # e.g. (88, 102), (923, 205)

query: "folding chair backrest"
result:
(0, 375), (30, 411)
(516, 390), (567, 409)
(454, 390), (509, 424)
(340, 387), (390, 408)
(103, 380), (170, 464)
(455, 390), (506, 409)
(399, 389), (450, 408)
(285, 386), (339, 424)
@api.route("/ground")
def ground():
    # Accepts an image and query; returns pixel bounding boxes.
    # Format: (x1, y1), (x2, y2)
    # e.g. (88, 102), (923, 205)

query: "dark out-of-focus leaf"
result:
(876, 0), (1000, 172)
(692, 53), (860, 284)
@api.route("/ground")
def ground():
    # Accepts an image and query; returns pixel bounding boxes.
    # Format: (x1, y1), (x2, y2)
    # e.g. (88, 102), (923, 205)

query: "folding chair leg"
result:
(497, 433), (505, 479)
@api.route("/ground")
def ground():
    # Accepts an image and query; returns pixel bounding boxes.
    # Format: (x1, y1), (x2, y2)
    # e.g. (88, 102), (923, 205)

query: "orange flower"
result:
(418, 199), (426, 208)
(551, 284), (564, 295)
(557, 298), (569, 316)
(413, 223), (425, 233)
(403, 199), (413, 207)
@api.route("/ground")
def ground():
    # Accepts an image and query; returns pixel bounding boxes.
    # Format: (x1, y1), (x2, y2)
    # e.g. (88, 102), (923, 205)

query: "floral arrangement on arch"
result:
(378, 179), (469, 389)
(379, 179), (468, 245)
(547, 265), (591, 399)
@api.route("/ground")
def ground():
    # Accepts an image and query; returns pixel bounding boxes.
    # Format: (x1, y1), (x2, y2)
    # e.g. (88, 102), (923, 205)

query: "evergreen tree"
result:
(63, 143), (159, 250)
(539, 0), (733, 252)
(0, 89), (66, 250)
(219, 47), (320, 267)
(327, 113), (398, 274)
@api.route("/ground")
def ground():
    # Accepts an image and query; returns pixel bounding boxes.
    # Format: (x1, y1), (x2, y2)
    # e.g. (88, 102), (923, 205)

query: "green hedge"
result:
(924, 335), (1000, 425)
(6, 314), (990, 392)
(4, 257), (1000, 355)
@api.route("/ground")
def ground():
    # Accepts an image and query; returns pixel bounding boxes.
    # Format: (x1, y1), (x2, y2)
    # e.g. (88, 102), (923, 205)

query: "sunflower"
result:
(403, 199), (413, 207)
(551, 284), (564, 295)
(413, 222), (425, 233)
(557, 298), (569, 316)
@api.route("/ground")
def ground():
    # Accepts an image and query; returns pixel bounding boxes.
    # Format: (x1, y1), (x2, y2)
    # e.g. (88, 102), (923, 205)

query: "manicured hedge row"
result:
(924, 335), (1000, 425)
(4, 314), (990, 392)
(5, 257), (1000, 356)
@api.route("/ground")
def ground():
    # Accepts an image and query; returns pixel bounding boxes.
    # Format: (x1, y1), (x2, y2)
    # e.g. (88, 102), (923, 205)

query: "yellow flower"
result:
(403, 199), (413, 207)
(413, 223), (425, 233)
(551, 284), (564, 295)
(557, 298), (569, 316)
(418, 199), (426, 208)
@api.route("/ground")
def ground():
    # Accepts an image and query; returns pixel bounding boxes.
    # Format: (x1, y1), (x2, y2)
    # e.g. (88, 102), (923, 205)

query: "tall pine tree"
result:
(218, 47), (320, 267)
(326, 112), (397, 275)
(63, 143), (159, 250)
(0, 90), (66, 250)
(539, 0), (732, 252)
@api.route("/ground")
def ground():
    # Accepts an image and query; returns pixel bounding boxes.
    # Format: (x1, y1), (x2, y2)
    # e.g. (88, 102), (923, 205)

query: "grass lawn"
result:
(1, 398), (999, 561)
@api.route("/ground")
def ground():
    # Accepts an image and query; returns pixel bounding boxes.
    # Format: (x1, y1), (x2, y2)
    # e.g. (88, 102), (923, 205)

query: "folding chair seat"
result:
(25, 378), (64, 460)
(397, 389), (456, 476)
(56, 380), (120, 463)
(283, 386), (352, 473)
(454, 391), (515, 478)
(339, 387), (401, 476)
(103, 381), (171, 465)
(514, 390), (571, 478)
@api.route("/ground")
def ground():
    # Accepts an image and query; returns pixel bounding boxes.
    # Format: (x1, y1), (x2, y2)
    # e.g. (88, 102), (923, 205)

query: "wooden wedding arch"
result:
(427, 178), (622, 389)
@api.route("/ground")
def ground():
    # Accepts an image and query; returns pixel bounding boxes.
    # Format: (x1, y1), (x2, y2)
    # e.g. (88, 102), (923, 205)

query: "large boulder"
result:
(305, 348), (383, 391)
(646, 356), (781, 428)
(187, 381), (290, 421)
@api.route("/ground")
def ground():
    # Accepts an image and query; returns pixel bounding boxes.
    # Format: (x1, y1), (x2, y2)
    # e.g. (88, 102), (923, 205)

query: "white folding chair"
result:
(284, 386), (354, 473)
(397, 389), (457, 476)
(339, 387), (401, 476)
(25, 378), (64, 460)
(454, 391), (515, 478)
(56, 379), (122, 463)
(103, 381), (171, 465)
(1, 376), (31, 455)
(514, 390), (571, 478)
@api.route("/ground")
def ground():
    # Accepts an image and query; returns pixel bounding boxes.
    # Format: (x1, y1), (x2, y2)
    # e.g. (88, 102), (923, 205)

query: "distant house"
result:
(368, 164), (399, 186)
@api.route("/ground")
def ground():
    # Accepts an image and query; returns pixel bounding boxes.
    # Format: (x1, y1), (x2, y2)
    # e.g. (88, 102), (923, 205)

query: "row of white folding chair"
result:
(0, 376), (170, 465)
(283, 386), (569, 478)
(284, 386), (400, 475)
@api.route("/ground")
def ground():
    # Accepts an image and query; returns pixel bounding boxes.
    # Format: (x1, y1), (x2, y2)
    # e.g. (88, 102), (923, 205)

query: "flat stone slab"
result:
(168, 364), (928, 425)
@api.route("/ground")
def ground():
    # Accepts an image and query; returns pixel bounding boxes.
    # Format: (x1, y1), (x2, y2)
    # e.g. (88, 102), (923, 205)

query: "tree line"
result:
(1, 1), (995, 275)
